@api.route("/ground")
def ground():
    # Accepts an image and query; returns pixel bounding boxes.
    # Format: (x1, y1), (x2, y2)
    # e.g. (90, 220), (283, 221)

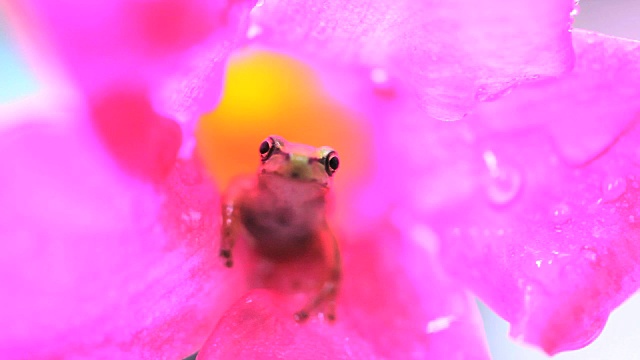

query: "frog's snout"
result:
(287, 153), (312, 180)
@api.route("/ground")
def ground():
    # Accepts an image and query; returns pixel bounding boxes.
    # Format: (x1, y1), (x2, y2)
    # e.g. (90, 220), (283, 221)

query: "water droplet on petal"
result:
(370, 68), (395, 97)
(570, 1), (580, 18)
(570, 7), (579, 18)
(426, 315), (456, 334)
(482, 150), (498, 173)
(255, 0), (265, 7)
(483, 150), (522, 205)
(370, 68), (390, 86)
(601, 176), (626, 202)
(551, 203), (572, 224)
(486, 169), (522, 206)
(246, 24), (263, 39)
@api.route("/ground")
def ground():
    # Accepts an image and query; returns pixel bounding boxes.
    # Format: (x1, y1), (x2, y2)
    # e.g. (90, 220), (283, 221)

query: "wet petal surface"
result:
(251, 0), (575, 120)
(376, 30), (640, 354)
(0, 107), (247, 358)
(199, 224), (490, 360)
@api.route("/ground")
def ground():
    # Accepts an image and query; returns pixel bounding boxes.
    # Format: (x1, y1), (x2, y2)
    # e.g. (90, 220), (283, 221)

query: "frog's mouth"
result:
(260, 170), (330, 188)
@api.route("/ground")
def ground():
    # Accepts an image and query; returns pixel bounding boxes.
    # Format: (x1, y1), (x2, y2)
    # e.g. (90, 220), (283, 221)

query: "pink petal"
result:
(198, 224), (490, 359)
(7, 0), (255, 132)
(250, 0), (575, 120)
(0, 106), (247, 357)
(90, 87), (182, 182)
(376, 30), (640, 354)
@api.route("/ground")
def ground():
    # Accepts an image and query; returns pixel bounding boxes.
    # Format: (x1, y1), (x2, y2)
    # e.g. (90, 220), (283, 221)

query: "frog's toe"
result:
(324, 301), (337, 322)
(294, 310), (309, 322)
(219, 250), (233, 268)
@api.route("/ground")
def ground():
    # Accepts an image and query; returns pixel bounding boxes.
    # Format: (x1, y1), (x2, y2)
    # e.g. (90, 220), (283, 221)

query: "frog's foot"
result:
(219, 249), (234, 268)
(294, 280), (338, 323)
(325, 299), (336, 321)
(294, 310), (309, 322)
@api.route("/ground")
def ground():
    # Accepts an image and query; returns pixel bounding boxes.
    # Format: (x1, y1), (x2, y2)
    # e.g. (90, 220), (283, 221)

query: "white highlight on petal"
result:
(426, 315), (456, 334)
(370, 67), (389, 85)
(247, 24), (263, 39)
(410, 224), (439, 255)
(483, 150), (498, 176)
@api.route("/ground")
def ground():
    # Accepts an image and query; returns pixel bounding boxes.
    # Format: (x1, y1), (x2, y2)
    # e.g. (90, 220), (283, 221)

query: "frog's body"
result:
(219, 135), (341, 321)
(240, 174), (327, 259)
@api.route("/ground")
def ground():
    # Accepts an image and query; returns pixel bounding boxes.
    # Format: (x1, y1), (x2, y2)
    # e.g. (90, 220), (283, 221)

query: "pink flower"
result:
(1, 0), (638, 358)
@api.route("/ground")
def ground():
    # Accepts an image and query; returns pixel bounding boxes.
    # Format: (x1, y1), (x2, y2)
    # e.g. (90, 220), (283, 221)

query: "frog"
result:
(219, 135), (342, 322)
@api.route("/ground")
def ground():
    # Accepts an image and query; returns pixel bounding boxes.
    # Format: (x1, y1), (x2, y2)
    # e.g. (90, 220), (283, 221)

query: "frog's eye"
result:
(259, 138), (274, 160)
(259, 136), (282, 161)
(325, 152), (340, 176)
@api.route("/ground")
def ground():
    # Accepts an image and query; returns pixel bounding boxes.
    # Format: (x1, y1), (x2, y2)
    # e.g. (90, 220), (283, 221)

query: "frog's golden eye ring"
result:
(325, 151), (340, 176)
(259, 137), (276, 161)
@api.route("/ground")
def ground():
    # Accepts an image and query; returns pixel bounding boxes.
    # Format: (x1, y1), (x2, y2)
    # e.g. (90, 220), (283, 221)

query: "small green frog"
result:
(219, 135), (342, 321)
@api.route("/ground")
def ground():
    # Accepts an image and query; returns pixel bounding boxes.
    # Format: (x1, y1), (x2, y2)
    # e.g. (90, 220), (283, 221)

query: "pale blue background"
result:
(0, 12), (37, 102)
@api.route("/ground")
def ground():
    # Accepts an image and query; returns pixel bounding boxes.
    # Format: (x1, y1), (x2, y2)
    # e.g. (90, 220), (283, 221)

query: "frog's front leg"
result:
(219, 177), (253, 268)
(295, 225), (342, 322)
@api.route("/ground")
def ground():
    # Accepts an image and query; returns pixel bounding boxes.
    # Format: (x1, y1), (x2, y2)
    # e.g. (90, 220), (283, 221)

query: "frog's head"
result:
(258, 135), (339, 187)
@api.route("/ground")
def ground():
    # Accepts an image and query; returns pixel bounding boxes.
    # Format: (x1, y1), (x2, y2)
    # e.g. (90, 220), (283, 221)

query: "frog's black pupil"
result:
(259, 140), (270, 155)
(329, 156), (340, 171)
